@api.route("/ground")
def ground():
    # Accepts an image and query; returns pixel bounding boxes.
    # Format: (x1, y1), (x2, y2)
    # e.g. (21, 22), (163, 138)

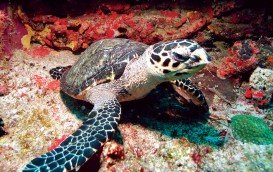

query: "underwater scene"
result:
(0, 0), (273, 171)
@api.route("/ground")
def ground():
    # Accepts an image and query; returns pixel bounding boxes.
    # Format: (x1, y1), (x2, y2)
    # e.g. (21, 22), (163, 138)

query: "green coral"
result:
(231, 115), (273, 145)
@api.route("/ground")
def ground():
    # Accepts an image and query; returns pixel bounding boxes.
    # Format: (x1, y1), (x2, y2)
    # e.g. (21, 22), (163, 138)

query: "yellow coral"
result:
(21, 24), (51, 49)
(21, 25), (34, 49)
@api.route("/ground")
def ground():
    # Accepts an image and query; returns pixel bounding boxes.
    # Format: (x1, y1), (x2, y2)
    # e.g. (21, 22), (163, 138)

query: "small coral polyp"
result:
(231, 115), (273, 145)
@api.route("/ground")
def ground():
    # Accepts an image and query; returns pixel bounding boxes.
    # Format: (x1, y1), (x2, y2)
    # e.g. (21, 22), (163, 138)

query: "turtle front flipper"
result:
(171, 79), (209, 112)
(23, 91), (121, 171)
(49, 66), (72, 80)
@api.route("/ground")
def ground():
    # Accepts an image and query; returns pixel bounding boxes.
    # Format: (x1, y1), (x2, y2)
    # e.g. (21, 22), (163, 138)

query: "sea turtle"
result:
(23, 38), (211, 171)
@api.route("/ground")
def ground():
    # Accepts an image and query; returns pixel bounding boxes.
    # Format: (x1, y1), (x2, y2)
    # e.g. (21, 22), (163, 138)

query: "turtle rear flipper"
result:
(49, 66), (72, 80)
(23, 91), (121, 171)
(172, 79), (209, 112)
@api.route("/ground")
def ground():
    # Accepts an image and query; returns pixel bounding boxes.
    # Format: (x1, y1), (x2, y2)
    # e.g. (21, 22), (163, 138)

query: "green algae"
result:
(231, 115), (273, 145)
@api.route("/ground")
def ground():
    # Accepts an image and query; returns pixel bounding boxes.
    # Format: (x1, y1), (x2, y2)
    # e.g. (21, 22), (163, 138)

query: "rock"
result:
(248, 67), (273, 106)
(101, 141), (124, 169)
(0, 118), (7, 137)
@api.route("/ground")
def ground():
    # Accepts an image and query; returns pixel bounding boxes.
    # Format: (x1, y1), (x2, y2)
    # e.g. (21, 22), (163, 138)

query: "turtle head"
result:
(148, 39), (211, 80)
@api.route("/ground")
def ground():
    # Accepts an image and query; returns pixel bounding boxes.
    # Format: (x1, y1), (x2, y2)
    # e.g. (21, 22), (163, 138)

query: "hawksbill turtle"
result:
(23, 38), (211, 171)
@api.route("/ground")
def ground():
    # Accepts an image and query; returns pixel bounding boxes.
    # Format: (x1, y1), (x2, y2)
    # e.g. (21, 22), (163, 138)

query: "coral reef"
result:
(231, 115), (273, 145)
(216, 40), (259, 79)
(0, 0), (273, 172)
(15, 0), (273, 52)
(17, 6), (209, 52)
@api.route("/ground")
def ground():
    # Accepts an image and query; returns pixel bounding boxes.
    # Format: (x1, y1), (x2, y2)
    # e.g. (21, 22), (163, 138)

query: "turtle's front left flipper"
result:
(49, 66), (72, 80)
(23, 91), (121, 172)
(171, 79), (209, 112)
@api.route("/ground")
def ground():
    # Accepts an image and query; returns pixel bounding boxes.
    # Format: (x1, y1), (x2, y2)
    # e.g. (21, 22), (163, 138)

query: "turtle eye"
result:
(172, 52), (190, 62)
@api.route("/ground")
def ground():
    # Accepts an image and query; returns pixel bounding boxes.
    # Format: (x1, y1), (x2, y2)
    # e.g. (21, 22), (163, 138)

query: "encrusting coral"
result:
(231, 115), (273, 145)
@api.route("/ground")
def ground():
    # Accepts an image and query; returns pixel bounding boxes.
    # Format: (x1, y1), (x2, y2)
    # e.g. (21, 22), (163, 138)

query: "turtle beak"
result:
(191, 48), (212, 65)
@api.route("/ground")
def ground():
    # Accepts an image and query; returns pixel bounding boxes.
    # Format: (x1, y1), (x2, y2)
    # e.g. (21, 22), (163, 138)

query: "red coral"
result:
(244, 87), (270, 107)
(244, 87), (253, 99)
(47, 135), (68, 151)
(27, 46), (50, 58)
(16, 1), (220, 51)
(46, 80), (60, 92)
(179, 18), (207, 39)
(217, 40), (259, 79)
(33, 75), (47, 88)
(33, 75), (61, 92)
(191, 152), (202, 165)
(105, 29), (115, 38)
(252, 90), (265, 100)
(160, 10), (179, 18)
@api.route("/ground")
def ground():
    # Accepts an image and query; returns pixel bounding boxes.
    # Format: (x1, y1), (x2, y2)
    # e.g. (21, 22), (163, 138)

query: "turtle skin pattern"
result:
(49, 66), (209, 112)
(49, 66), (72, 80)
(23, 98), (121, 171)
(60, 39), (148, 97)
(174, 79), (208, 111)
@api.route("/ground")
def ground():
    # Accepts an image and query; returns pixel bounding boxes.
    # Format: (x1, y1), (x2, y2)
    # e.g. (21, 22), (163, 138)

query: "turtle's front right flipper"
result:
(23, 91), (121, 171)
(171, 79), (209, 112)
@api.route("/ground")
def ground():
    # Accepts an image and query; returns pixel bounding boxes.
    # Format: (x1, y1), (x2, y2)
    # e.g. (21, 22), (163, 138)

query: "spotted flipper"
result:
(23, 92), (121, 171)
(171, 79), (209, 112)
(49, 66), (72, 80)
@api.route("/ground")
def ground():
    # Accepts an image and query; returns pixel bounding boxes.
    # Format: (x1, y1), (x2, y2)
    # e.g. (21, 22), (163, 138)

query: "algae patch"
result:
(18, 109), (54, 153)
(231, 115), (273, 145)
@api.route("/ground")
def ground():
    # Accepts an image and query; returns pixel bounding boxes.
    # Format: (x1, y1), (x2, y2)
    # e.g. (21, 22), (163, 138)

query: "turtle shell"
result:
(61, 38), (148, 97)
